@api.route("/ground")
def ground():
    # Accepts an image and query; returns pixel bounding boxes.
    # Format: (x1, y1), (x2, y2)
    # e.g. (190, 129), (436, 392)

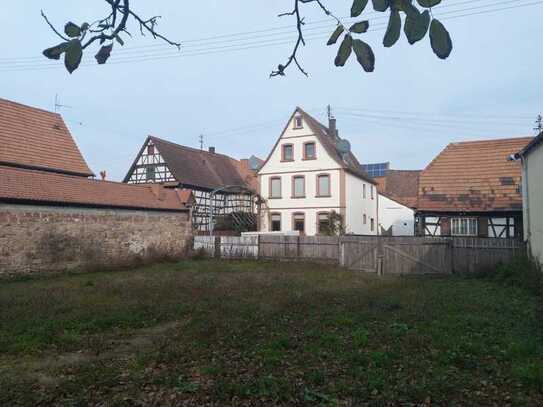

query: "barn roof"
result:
(0, 98), (93, 177)
(374, 170), (421, 208)
(124, 136), (257, 192)
(0, 165), (192, 211)
(417, 137), (533, 213)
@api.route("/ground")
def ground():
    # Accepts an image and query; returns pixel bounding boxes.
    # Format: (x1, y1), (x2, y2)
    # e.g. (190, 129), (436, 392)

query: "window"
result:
(370, 218), (375, 232)
(304, 142), (316, 160)
(270, 177), (282, 198)
(363, 184), (366, 199)
(271, 213), (281, 232)
(292, 176), (305, 198)
(294, 116), (303, 129)
(318, 213), (330, 234)
(147, 144), (155, 155)
(363, 214), (367, 225)
(293, 213), (305, 233)
(317, 174), (331, 197)
(282, 144), (294, 161)
(371, 185), (374, 200)
(146, 165), (155, 181)
(452, 218), (478, 236)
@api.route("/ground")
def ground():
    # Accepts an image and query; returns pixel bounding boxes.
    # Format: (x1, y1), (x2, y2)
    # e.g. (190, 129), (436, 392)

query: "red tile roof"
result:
(375, 170), (421, 208)
(0, 98), (93, 177)
(0, 165), (192, 211)
(418, 137), (533, 213)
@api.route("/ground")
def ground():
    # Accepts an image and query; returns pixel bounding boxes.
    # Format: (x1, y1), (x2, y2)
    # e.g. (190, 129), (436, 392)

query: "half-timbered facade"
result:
(124, 136), (260, 232)
(415, 137), (533, 239)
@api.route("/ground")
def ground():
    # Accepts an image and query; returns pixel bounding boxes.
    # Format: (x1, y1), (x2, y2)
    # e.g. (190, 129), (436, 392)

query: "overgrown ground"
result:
(1, 260), (542, 406)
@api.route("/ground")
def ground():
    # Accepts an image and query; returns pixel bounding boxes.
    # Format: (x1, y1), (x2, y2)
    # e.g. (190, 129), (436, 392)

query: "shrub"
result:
(492, 256), (542, 296)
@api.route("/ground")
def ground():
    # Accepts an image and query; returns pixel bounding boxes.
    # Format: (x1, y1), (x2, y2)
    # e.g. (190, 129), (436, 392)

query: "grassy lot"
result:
(1, 260), (542, 406)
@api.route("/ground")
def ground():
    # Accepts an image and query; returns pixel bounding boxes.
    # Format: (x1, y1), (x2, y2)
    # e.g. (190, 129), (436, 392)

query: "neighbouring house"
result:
(123, 136), (261, 233)
(514, 131), (543, 264)
(415, 137), (533, 239)
(373, 169), (421, 236)
(0, 98), (193, 276)
(258, 107), (378, 236)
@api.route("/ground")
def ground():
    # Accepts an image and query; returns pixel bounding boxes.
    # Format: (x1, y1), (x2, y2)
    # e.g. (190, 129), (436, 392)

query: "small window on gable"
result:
(371, 185), (374, 200)
(363, 184), (366, 199)
(294, 116), (303, 129)
(363, 214), (367, 225)
(370, 218), (375, 232)
(147, 144), (155, 155)
(271, 213), (281, 232)
(282, 144), (294, 161)
(304, 142), (316, 160)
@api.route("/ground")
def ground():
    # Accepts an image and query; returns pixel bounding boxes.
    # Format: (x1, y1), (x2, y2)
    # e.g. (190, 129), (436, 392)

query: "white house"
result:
(258, 107), (378, 236)
(378, 194), (415, 236)
(516, 132), (543, 265)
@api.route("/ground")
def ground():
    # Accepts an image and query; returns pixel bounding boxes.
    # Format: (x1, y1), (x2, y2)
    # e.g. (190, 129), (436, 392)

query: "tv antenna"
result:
(54, 94), (72, 113)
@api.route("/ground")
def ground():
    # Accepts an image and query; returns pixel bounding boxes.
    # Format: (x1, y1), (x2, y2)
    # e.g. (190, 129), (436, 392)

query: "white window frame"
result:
(451, 217), (478, 236)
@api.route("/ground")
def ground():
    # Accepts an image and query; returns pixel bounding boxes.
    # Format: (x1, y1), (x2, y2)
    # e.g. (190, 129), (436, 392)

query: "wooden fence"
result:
(193, 235), (526, 275)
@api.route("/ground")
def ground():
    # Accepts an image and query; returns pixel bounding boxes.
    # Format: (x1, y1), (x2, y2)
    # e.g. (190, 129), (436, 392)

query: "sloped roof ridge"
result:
(0, 97), (62, 118)
(150, 135), (240, 161)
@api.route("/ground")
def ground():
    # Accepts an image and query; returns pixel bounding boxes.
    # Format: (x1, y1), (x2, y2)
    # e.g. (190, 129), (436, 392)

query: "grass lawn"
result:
(1, 260), (542, 406)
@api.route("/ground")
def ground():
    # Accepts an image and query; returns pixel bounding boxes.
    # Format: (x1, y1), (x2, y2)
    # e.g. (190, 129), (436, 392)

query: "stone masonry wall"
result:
(0, 204), (192, 277)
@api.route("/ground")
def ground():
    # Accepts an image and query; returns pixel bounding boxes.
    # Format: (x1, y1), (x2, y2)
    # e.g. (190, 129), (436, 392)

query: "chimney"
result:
(328, 117), (338, 138)
(240, 159), (249, 172)
(100, 170), (107, 180)
(208, 146), (216, 154)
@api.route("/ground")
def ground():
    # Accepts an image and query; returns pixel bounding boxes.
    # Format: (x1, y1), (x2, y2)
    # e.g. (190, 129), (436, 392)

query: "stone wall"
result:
(0, 204), (192, 277)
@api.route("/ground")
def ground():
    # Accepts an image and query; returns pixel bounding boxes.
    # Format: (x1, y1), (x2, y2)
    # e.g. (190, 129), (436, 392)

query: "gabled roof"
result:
(418, 137), (533, 213)
(0, 165), (191, 211)
(0, 98), (93, 177)
(124, 136), (257, 192)
(518, 131), (543, 157)
(259, 107), (377, 185)
(374, 170), (421, 208)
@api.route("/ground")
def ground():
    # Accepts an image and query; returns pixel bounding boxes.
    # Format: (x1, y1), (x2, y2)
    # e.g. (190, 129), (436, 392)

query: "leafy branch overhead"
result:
(41, 0), (180, 74)
(273, 0), (452, 77)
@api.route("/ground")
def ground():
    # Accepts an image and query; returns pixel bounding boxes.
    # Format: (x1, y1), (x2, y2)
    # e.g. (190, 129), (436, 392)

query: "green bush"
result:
(492, 256), (542, 296)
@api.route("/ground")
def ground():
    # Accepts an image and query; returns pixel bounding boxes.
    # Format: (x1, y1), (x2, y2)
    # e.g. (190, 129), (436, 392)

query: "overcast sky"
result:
(1, 1), (541, 180)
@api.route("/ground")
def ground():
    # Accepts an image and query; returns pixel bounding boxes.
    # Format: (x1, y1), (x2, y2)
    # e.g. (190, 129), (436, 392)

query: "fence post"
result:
(257, 234), (261, 260)
(449, 238), (454, 274)
(338, 237), (344, 267)
(377, 237), (384, 276)
(214, 236), (221, 259)
(296, 236), (301, 261)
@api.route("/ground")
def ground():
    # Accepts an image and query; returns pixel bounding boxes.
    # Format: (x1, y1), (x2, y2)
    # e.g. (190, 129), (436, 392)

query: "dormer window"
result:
(282, 144), (294, 162)
(294, 116), (303, 129)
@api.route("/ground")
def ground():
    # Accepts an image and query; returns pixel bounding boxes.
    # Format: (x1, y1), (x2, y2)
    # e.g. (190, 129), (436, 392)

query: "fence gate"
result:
(342, 238), (378, 273)
(382, 237), (452, 274)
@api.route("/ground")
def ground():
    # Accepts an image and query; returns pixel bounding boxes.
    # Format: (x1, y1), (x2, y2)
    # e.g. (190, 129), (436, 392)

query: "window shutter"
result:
(441, 217), (451, 236)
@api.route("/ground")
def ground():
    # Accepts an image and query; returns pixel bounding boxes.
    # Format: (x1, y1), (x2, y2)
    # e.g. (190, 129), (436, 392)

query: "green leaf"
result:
(334, 35), (353, 67)
(349, 21), (369, 34)
(64, 39), (83, 73)
(372, 0), (390, 12)
(351, 0), (369, 17)
(430, 19), (452, 59)
(417, 0), (441, 7)
(95, 44), (113, 65)
(383, 10), (401, 47)
(352, 39), (375, 72)
(327, 26), (345, 46)
(404, 9), (430, 44)
(42, 42), (69, 60)
(115, 35), (125, 46)
(64, 22), (81, 38)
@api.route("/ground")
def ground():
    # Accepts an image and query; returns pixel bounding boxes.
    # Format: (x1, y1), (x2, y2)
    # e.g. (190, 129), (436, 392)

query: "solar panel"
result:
(361, 162), (390, 177)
